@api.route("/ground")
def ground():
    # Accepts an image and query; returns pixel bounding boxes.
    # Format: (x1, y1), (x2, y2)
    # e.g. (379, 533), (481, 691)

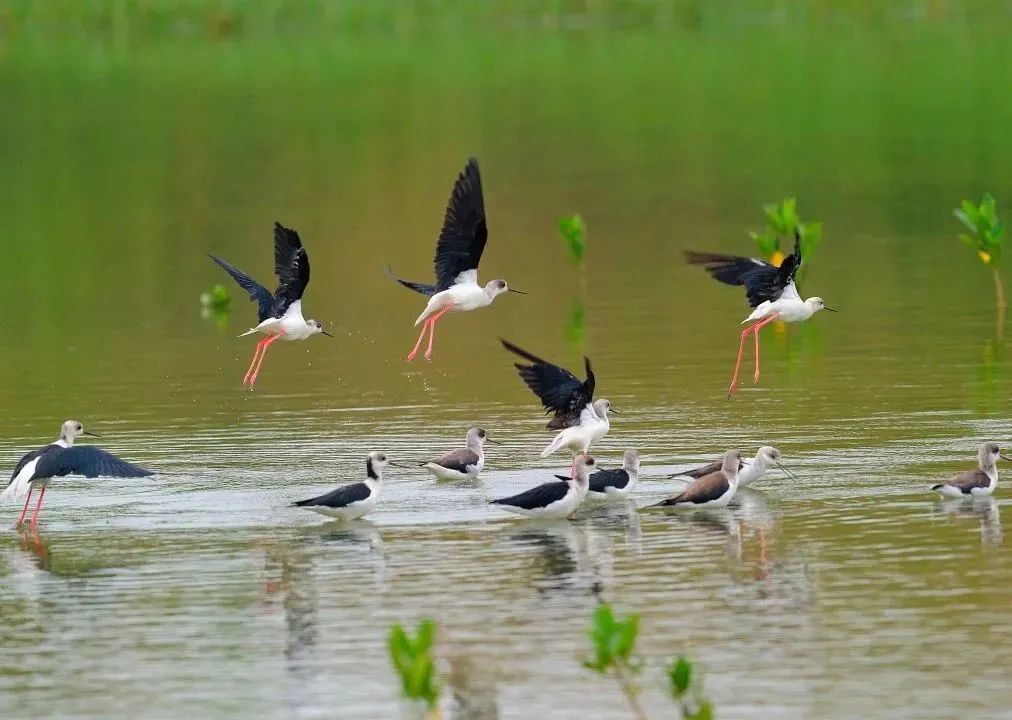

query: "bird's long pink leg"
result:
(29, 486), (46, 530)
(16, 487), (33, 526)
(242, 338), (269, 386)
(727, 326), (752, 398)
(406, 320), (432, 363)
(749, 313), (782, 386)
(423, 306), (454, 361)
(247, 331), (286, 388)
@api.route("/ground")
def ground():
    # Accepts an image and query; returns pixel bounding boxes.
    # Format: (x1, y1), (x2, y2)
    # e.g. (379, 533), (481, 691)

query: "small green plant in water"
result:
(559, 214), (587, 267)
(954, 193), (1006, 308)
(200, 284), (231, 313)
(585, 604), (647, 720)
(389, 619), (440, 714)
(668, 656), (714, 720)
(750, 197), (821, 269)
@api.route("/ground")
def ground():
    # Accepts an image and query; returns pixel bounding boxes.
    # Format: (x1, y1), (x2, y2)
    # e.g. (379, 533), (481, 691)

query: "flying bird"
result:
(500, 339), (615, 474)
(932, 442), (1009, 498)
(653, 450), (741, 509)
(1, 420), (153, 530)
(685, 230), (834, 397)
(291, 451), (400, 521)
(210, 221), (332, 389)
(421, 427), (496, 481)
(489, 453), (595, 519)
(674, 446), (795, 488)
(387, 158), (524, 362)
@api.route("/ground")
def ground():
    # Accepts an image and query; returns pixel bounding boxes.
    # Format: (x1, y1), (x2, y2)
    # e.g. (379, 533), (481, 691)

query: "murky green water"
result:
(2, 6), (1012, 719)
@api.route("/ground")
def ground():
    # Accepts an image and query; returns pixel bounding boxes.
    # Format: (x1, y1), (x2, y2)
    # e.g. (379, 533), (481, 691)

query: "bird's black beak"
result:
(485, 438), (502, 445)
(824, 307), (838, 312)
(1000, 454), (1012, 462)
(388, 461), (409, 468)
(322, 330), (334, 337)
(83, 431), (99, 437)
(776, 462), (798, 480)
(610, 409), (620, 415)
(508, 288), (527, 294)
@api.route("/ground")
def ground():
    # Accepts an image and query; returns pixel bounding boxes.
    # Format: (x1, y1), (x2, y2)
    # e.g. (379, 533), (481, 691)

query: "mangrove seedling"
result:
(389, 619), (440, 714)
(559, 213), (587, 268)
(954, 193), (1006, 308)
(200, 284), (231, 313)
(668, 656), (714, 720)
(750, 197), (822, 269)
(584, 603), (647, 720)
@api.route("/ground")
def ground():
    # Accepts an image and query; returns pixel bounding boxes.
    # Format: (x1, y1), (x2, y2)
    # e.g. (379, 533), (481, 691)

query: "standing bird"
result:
(653, 450), (741, 509)
(587, 449), (641, 501)
(1, 420), (153, 530)
(387, 158), (524, 362)
(674, 446), (795, 489)
(685, 231), (834, 397)
(489, 453), (595, 519)
(291, 451), (399, 521)
(500, 339), (616, 472)
(932, 442), (1010, 498)
(421, 427), (496, 481)
(210, 221), (332, 389)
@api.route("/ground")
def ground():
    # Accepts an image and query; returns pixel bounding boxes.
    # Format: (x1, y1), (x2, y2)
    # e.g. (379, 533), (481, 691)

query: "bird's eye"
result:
(76, 424), (82, 430)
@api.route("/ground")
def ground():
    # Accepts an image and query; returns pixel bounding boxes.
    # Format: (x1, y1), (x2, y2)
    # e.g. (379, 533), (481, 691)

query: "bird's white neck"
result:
(56, 437), (73, 448)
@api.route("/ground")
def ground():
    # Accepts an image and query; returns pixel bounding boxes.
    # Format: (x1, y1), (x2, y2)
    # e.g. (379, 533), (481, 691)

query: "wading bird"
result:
(291, 451), (401, 521)
(210, 222), (332, 389)
(587, 449), (640, 501)
(932, 442), (1010, 498)
(387, 158), (524, 362)
(489, 453), (595, 519)
(421, 427), (496, 481)
(674, 446), (795, 488)
(1, 420), (153, 530)
(685, 231), (834, 397)
(500, 339), (615, 475)
(653, 450), (741, 510)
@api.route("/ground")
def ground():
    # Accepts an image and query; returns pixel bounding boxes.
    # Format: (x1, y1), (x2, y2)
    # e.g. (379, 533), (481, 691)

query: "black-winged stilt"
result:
(932, 442), (1009, 498)
(386, 158), (524, 362)
(653, 450), (741, 509)
(500, 339), (615, 472)
(1, 420), (153, 530)
(674, 446), (795, 488)
(291, 451), (400, 521)
(685, 231), (835, 397)
(421, 427), (497, 481)
(586, 449), (640, 501)
(489, 453), (595, 519)
(210, 221), (332, 388)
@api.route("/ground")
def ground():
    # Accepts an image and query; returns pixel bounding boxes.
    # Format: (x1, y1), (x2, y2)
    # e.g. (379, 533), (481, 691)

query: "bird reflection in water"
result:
(447, 649), (501, 720)
(500, 520), (607, 596)
(936, 496), (1003, 547)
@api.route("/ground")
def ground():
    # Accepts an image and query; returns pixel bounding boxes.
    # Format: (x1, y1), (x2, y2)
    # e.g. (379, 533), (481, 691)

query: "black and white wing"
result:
(292, 482), (371, 509)
(654, 470), (730, 506)
(209, 255), (276, 322)
(426, 448), (480, 473)
(490, 481), (570, 510)
(501, 339), (595, 430)
(588, 468), (631, 493)
(8, 445), (58, 485)
(33, 446), (154, 480)
(684, 231), (802, 307)
(272, 222), (311, 315)
(433, 157), (488, 292)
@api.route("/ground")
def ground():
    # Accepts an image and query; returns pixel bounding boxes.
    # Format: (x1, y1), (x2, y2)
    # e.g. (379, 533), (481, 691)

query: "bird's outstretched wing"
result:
(501, 339), (595, 429)
(209, 255), (275, 322)
(385, 266), (437, 297)
(33, 446), (154, 480)
(433, 158), (488, 292)
(292, 482), (371, 509)
(684, 230), (802, 307)
(273, 222), (311, 314)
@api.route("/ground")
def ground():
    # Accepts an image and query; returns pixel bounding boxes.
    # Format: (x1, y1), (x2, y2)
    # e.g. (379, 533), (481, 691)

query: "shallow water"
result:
(3, 7), (1012, 719)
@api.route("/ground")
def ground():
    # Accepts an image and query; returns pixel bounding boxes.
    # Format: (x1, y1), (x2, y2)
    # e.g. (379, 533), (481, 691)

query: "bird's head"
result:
(572, 453), (596, 483)
(485, 279), (525, 299)
(722, 450), (743, 474)
(594, 398), (616, 419)
(467, 427), (489, 448)
(306, 319), (334, 337)
(367, 451), (393, 479)
(622, 448), (640, 472)
(60, 420), (97, 444)
(805, 297), (836, 314)
(980, 442), (1011, 467)
(757, 446), (781, 465)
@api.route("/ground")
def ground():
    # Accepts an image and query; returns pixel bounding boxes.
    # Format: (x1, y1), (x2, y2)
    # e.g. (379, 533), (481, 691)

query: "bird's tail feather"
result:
(540, 435), (566, 458)
(0, 469), (33, 503)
